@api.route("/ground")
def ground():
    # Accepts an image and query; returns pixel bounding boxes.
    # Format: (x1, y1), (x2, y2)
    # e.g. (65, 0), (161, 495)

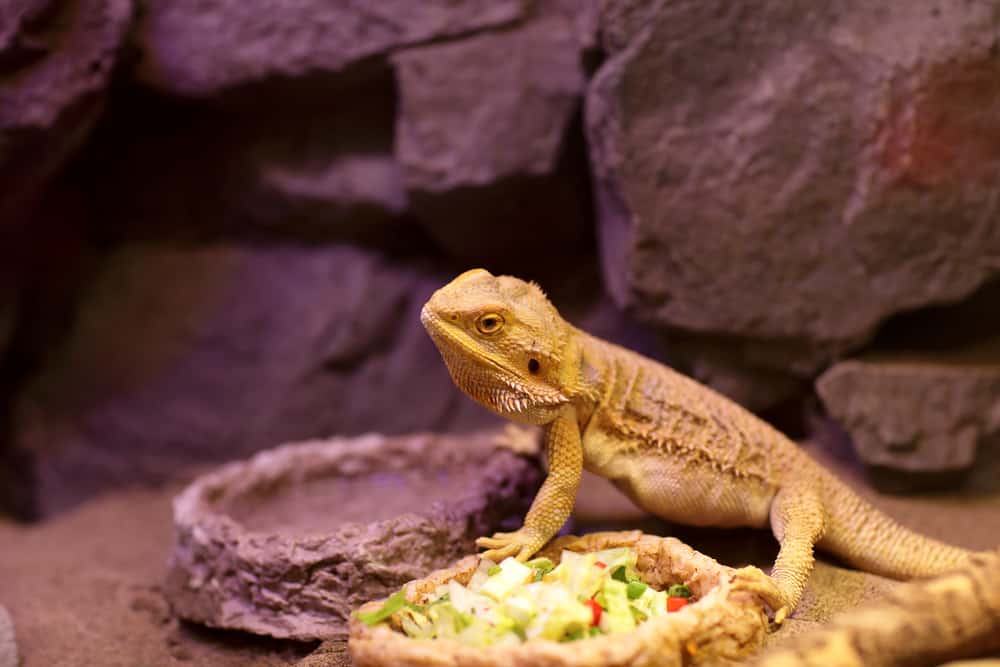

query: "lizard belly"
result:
(585, 451), (776, 529)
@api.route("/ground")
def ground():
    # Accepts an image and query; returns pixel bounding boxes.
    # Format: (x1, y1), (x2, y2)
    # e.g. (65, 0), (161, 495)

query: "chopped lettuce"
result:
(367, 546), (695, 646)
(480, 557), (533, 601)
(356, 589), (422, 626)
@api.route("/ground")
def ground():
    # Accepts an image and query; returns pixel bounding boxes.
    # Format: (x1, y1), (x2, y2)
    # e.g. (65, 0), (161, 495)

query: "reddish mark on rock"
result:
(878, 58), (1000, 188)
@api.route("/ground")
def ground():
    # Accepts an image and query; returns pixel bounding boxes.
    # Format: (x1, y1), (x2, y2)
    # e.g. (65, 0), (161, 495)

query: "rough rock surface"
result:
(816, 348), (1000, 485)
(165, 432), (543, 640)
(0, 0), (132, 222)
(0, 294), (13, 363)
(0, 605), (16, 667)
(392, 3), (596, 266)
(4, 243), (498, 518)
(587, 0), (1000, 375)
(85, 74), (412, 244)
(133, 0), (523, 96)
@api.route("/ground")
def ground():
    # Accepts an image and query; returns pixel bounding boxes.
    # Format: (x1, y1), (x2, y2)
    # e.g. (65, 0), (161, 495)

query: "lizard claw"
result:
(476, 528), (546, 562)
(729, 566), (791, 624)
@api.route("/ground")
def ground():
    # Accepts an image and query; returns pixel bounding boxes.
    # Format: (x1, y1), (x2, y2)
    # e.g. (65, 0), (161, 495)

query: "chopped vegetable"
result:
(626, 581), (647, 599)
(365, 547), (698, 647)
(667, 584), (692, 598)
(585, 598), (602, 626)
(480, 558), (533, 601)
(527, 557), (555, 581)
(599, 579), (636, 634)
(356, 590), (410, 626)
(667, 596), (689, 612)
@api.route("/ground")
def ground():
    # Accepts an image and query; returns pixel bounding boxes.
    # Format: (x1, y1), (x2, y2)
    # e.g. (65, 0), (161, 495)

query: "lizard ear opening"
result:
(528, 358), (540, 374)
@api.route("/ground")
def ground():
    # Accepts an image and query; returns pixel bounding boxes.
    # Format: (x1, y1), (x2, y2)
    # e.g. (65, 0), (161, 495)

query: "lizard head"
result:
(421, 269), (573, 425)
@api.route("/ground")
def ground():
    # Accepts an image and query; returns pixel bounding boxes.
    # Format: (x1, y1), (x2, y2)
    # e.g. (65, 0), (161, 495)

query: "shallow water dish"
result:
(349, 531), (769, 667)
(165, 431), (543, 640)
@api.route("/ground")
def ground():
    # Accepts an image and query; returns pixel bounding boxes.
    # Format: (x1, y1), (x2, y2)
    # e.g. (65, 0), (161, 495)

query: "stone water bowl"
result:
(164, 431), (543, 640)
(350, 531), (770, 667)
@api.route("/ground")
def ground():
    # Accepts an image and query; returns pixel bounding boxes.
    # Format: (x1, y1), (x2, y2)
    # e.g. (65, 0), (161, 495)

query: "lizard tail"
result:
(816, 471), (977, 580)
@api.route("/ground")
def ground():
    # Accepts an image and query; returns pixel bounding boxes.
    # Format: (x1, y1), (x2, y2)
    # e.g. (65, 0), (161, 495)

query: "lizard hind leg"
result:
(731, 487), (826, 624)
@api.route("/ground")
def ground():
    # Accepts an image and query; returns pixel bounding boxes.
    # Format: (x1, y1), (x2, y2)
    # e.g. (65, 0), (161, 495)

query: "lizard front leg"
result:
(731, 487), (826, 623)
(477, 407), (583, 562)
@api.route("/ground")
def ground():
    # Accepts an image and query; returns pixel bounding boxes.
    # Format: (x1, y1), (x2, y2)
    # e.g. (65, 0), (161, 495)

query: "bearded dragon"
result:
(420, 269), (983, 622)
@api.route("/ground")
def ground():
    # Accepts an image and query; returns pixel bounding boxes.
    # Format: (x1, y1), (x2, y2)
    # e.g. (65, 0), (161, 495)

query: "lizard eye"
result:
(475, 313), (504, 335)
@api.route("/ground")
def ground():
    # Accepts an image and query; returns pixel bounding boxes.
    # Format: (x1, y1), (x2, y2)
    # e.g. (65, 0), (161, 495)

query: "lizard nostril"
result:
(528, 358), (540, 374)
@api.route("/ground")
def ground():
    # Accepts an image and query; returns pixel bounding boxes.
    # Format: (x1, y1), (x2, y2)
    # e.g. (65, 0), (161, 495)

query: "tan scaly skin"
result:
(420, 269), (986, 623)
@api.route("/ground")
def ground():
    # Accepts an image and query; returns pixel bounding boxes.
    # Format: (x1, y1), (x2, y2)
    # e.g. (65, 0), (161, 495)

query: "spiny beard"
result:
(437, 345), (565, 418)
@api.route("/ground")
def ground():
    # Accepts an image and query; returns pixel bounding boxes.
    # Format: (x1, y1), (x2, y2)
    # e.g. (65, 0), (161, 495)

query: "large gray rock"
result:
(5, 244), (498, 518)
(0, 0), (132, 222)
(133, 0), (523, 96)
(0, 604), (16, 667)
(816, 346), (1000, 488)
(587, 0), (1000, 376)
(165, 432), (543, 640)
(392, 3), (597, 266)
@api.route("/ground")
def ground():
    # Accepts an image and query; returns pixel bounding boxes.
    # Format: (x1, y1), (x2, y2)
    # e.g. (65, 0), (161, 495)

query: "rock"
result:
(0, 605), (16, 667)
(392, 4), (596, 267)
(0, 0), (132, 222)
(133, 0), (523, 96)
(653, 334), (811, 413)
(0, 294), (13, 363)
(83, 73), (415, 245)
(165, 432), (543, 640)
(816, 345), (1000, 489)
(587, 0), (1000, 374)
(4, 243), (499, 518)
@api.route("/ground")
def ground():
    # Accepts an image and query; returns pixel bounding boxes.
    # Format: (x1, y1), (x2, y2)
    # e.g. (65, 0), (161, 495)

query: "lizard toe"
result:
(481, 544), (520, 562)
(476, 535), (512, 549)
(477, 528), (545, 562)
(730, 566), (790, 621)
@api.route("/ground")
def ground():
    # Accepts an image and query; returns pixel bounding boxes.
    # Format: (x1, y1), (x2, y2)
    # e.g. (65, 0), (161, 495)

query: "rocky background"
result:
(4, 0), (999, 518)
(1, 0), (999, 664)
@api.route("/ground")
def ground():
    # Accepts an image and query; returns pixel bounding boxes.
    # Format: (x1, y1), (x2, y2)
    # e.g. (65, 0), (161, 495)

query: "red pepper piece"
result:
(594, 561), (607, 569)
(667, 596), (689, 612)
(586, 598), (602, 626)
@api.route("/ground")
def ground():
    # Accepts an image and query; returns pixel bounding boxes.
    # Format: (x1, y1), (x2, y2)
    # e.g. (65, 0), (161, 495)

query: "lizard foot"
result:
(729, 566), (790, 624)
(476, 528), (547, 562)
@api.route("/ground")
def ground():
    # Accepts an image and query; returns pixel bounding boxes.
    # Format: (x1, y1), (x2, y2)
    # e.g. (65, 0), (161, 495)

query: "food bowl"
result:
(349, 530), (769, 667)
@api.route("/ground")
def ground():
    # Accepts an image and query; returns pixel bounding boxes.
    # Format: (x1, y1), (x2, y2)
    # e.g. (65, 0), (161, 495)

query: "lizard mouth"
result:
(420, 306), (568, 419)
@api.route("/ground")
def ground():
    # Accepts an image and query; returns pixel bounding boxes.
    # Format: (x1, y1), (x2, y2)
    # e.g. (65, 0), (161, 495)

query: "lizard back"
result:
(575, 332), (798, 528)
